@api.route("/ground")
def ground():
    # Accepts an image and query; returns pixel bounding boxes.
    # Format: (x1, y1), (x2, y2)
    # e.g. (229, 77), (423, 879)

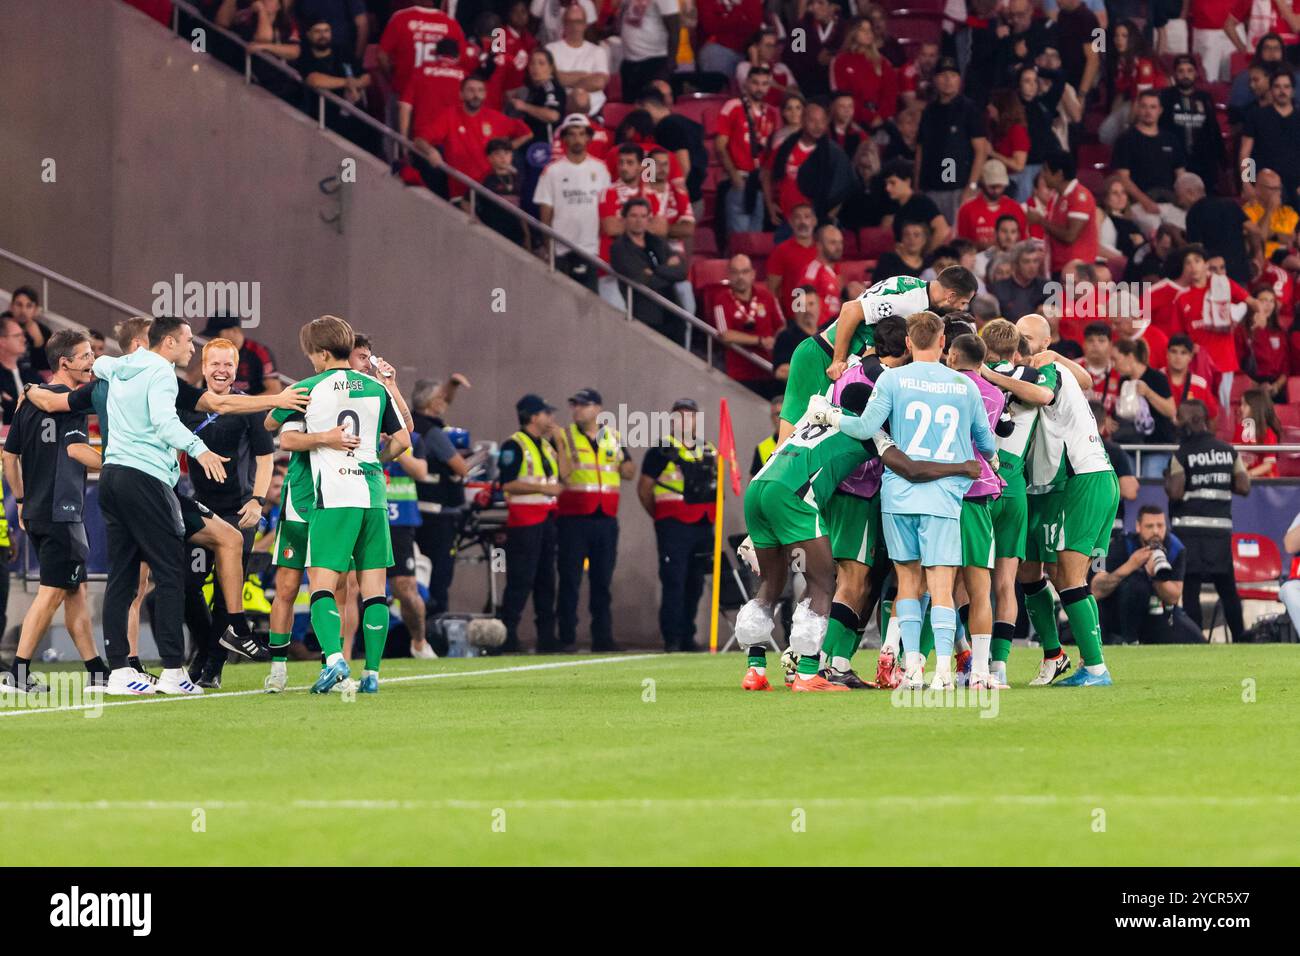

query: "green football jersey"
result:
(825, 275), (932, 356)
(271, 368), (404, 510)
(279, 446), (314, 523)
(987, 360), (1041, 497)
(751, 417), (876, 503)
(1024, 362), (1069, 495)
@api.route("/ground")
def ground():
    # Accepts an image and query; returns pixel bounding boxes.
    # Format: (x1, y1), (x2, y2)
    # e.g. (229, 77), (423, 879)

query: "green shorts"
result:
(826, 492), (881, 564)
(1026, 489), (1065, 564)
(960, 497), (995, 570)
(990, 492), (1028, 561)
(306, 507), (394, 573)
(780, 336), (832, 425)
(272, 519), (308, 570)
(744, 480), (824, 549)
(1061, 470), (1121, 562)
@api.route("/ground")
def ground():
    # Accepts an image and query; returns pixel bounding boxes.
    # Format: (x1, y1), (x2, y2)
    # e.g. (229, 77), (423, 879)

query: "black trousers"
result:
(189, 513), (255, 677)
(100, 465), (187, 669)
(500, 517), (558, 651)
(1103, 577), (1206, 644)
(557, 513), (619, 648)
(655, 517), (714, 651)
(416, 511), (460, 618)
(1183, 570), (1245, 641)
(620, 56), (668, 101)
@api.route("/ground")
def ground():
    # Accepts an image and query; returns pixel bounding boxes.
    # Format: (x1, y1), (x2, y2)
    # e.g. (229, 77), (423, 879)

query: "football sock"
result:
(227, 610), (250, 637)
(747, 649), (767, 673)
(796, 654), (820, 676)
(269, 631), (291, 664)
(955, 604), (970, 653)
(310, 590), (342, 659)
(931, 604), (957, 664)
(11, 656), (30, 683)
(128, 655), (146, 673)
(991, 620), (1015, 664)
(82, 656), (110, 675)
(826, 603), (860, 669)
(1022, 579), (1060, 656)
(361, 597), (390, 672)
(1060, 587), (1105, 669)
(896, 598), (923, 657)
(972, 634), (992, 676)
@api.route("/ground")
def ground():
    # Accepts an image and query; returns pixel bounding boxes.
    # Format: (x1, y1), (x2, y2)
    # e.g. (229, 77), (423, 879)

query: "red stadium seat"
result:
(602, 102), (635, 131)
(889, 11), (943, 46)
(1078, 143), (1111, 171)
(690, 257), (730, 290)
(729, 231), (775, 258)
(1287, 378), (1300, 404)
(858, 226), (895, 257)
(1231, 534), (1283, 601)
(1277, 403), (1300, 429)
(1229, 51), (1251, 76)
(674, 94), (727, 136)
(605, 71), (622, 104)
(838, 260), (874, 287)
(841, 230), (859, 258)
(693, 227), (719, 257)
(1078, 167), (1106, 200)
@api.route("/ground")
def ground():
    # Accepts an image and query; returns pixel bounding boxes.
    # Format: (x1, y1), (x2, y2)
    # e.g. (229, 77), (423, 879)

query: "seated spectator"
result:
(1236, 387), (1284, 477)
(990, 240), (1048, 319)
(1244, 168), (1300, 260)
(973, 214), (1023, 286)
(765, 204), (819, 314)
(772, 287), (821, 381)
(546, 5), (609, 116)
(1238, 286), (1291, 400)
(987, 88), (1030, 185)
(638, 88), (709, 204)
(838, 139), (887, 231)
(827, 91), (870, 157)
(644, 146), (698, 315)
(737, 28), (798, 106)
(1113, 338), (1177, 471)
(1097, 174), (1147, 263)
(509, 48), (565, 144)
(610, 198), (688, 334)
(1094, 505), (1203, 644)
(414, 75), (531, 201)
(830, 18), (898, 130)
(480, 138), (528, 247)
(874, 102), (921, 165)
(1112, 90), (1187, 236)
(6, 286), (51, 375)
(873, 220), (928, 282)
(1082, 321), (1122, 418)
(1159, 54), (1225, 190)
(717, 66), (779, 235)
(880, 158), (948, 253)
(1241, 70), (1300, 210)
(784, 0), (846, 98)
(956, 160), (1027, 251)
(696, 0), (764, 78)
(605, 109), (684, 186)
(398, 37), (472, 145)
(710, 254), (784, 395)
(1099, 18), (1166, 146)
(1163, 333), (1222, 421)
(534, 114), (612, 291)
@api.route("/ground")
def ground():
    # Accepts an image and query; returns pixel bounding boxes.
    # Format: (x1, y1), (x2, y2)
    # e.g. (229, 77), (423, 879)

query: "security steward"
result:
(638, 398), (718, 652)
(1165, 399), (1251, 642)
(750, 394), (782, 477)
(553, 388), (635, 652)
(498, 394), (566, 653)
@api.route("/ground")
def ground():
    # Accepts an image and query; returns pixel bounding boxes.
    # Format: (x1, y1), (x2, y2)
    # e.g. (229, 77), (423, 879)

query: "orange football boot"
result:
(741, 667), (774, 691)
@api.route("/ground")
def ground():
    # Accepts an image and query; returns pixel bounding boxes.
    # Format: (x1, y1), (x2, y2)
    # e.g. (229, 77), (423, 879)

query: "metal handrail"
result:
(0, 247), (147, 323)
(161, 0), (772, 375)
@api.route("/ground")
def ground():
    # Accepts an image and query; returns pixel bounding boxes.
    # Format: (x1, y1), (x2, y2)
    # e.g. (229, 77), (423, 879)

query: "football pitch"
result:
(2, 645), (1296, 867)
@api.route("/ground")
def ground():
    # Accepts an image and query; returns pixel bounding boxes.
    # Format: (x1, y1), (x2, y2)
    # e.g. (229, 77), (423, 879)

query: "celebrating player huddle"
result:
(737, 268), (1121, 693)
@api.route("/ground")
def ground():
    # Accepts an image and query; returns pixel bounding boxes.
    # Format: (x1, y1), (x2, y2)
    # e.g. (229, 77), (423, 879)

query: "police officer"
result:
(498, 394), (565, 653)
(638, 398), (718, 652)
(750, 395), (782, 477)
(553, 388), (635, 652)
(1165, 399), (1251, 641)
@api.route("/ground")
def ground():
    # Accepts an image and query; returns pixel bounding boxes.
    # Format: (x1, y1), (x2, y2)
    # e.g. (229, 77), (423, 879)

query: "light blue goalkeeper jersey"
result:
(840, 360), (996, 518)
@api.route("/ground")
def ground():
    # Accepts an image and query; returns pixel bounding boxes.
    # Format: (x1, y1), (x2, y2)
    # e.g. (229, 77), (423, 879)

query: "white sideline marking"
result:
(0, 654), (663, 719)
(0, 795), (1295, 811)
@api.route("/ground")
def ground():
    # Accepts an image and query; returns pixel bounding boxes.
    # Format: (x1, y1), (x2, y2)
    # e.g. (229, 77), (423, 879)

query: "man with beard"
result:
(1159, 55), (1226, 189)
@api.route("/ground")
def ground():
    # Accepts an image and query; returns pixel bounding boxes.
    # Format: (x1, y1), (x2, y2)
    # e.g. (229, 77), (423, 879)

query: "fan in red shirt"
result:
(797, 224), (845, 323)
(379, 2), (467, 100)
(467, 12), (534, 110)
(956, 160), (1027, 249)
(717, 72), (780, 175)
(764, 103), (827, 223)
(1234, 387), (1283, 477)
(602, 109), (682, 184)
(1081, 321), (1123, 415)
(829, 18), (899, 128)
(710, 254), (784, 385)
(598, 143), (649, 261)
(764, 204), (820, 314)
(1163, 333), (1222, 420)
(1237, 285), (1291, 398)
(1171, 247), (1261, 379)
(697, 0), (765, 60)
(413, 76), (532, 198)
(1146, 274), (1190, 337)
(1027, 153), (1099, 273)
(398, 38), (472, 142)
(644, 148), (696, 253)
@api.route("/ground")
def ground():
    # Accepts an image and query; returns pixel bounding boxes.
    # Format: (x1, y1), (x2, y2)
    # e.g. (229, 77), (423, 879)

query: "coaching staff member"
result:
(1166, 399), (1250, 641)
(1093, 505), (1203, 643)
(95, 317), (230, 696)
(553, 388), (635, 652)
(498, 394), (565, 653)
(639, 398), (717, 652)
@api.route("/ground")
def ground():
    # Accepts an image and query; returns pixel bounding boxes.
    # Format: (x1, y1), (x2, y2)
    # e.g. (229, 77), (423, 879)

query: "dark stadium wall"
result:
(0, 0), (770, 647)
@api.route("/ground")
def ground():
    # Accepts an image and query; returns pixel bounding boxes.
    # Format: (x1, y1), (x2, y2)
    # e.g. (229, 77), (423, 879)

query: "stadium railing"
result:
(156, 0), (773, 378)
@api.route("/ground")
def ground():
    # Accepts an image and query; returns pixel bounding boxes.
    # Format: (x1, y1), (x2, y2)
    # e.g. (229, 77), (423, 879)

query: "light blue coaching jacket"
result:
(93, 349), (210, 488)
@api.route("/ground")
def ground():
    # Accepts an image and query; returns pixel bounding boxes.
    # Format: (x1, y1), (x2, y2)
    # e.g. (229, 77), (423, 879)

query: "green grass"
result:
(2, 645), (1297, 866)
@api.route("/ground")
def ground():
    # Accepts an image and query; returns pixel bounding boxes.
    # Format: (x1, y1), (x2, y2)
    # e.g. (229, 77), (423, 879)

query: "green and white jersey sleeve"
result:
(826, 275), (932, 356)
(1027, 362), (1111, 492)
(278, 417), (315, 523)
(989, 361), (1039, 495)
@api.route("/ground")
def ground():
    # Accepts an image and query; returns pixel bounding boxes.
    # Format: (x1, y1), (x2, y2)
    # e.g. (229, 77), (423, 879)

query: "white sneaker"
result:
(263, 668), (288, 694)
(105, 668), (156, 696)
(929, 672), (955, 691)
(1028, 652), (1072, 687)
(410, 640), (438, 660)
(154, 668), (203, 695)
(900, 666), (926, 690)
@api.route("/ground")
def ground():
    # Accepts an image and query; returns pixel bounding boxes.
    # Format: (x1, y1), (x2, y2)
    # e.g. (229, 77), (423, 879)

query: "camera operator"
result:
(1094, 505), (1203, 643)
